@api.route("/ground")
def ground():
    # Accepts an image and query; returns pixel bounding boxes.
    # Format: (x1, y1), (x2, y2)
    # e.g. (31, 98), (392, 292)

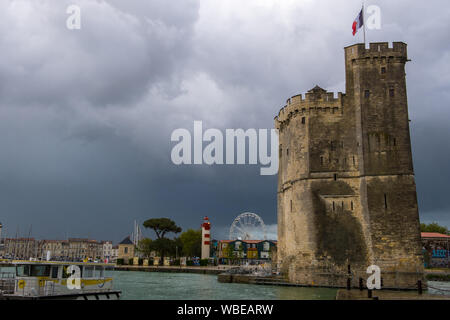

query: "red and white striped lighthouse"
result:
(201, 216), (211, 260)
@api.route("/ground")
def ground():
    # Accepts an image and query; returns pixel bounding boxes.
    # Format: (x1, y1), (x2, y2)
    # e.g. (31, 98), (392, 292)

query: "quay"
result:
(336, 289), (450, 300)
(218, 269), (450, 286)
(114, 265), (232, 275)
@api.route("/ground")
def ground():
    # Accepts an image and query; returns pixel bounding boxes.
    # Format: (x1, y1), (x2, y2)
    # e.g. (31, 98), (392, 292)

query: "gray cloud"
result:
(0, 0), (449, 243)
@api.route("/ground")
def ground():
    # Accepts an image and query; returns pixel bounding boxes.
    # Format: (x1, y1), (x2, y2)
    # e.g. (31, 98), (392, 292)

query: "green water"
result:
(109, 271), (337, 300)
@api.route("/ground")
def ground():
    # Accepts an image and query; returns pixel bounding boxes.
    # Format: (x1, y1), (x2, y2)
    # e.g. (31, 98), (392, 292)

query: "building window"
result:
(320, 156), (324, 165)
(384, 194), (388, 209)
(124, 247), (128, 254)
(351, 201), (354, 211)
(332, 201), (335, 212)
(334, 174), (337, 181)
(381, 67), (386, 74)
(286, 148), (289, 156)
(302, 117), (306, 124)
(364, 90), (370, 98)
(290, 200), (293, 212)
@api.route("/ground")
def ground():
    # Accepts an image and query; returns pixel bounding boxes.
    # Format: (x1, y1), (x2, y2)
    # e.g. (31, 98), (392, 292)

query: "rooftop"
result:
(119, 236), (134, 245)
(421, 232), (450, 239)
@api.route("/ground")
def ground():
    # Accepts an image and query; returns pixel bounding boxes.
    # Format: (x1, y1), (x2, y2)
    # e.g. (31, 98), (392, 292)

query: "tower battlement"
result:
(345, 42), (408, 60)
(275, 86), (344, 126)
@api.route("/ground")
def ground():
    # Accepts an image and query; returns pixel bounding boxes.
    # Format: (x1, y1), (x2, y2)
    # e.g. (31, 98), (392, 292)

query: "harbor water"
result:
(109, 271), (338, 300)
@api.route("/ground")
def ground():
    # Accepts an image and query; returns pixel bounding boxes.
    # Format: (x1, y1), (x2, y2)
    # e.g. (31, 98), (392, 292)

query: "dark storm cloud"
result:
(0, 0), (198, 108)
(0, 0), (449, 243)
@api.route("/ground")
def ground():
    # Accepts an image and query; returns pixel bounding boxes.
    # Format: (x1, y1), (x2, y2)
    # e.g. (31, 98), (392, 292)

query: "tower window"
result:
(381, 67), (386, 74)
(389, 88), (395, 97)
(364, 90), (370, 98)
(332, 201), (335, 212)
(290, 200), (293, 212)
(351, 201), (354, 211)
(302, 117), (306, 124)
(286, 148), (289, 156)
(320, 156), (324, 165)
(330, 141), (336, 151)
(334, 174), (337, 181)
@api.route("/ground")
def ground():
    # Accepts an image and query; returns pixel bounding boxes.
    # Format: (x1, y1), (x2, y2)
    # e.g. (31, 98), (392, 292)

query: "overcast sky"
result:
(0, 0), (449, 243)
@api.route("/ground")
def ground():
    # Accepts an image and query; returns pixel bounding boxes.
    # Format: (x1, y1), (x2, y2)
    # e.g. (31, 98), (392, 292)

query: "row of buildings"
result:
(0, 237), (117, 262)
(211, 240), (277, 263)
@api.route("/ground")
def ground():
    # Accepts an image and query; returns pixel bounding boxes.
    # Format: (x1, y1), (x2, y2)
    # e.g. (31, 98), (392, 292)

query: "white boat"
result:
(0, 260), (121, 300)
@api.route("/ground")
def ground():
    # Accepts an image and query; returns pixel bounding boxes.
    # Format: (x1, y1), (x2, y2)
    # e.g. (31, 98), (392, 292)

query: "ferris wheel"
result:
(229, 212), (267, 240)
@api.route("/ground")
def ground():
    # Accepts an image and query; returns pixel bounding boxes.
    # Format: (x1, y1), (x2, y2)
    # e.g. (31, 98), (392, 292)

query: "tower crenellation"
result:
(345, 42), (408, 59)
(275, 87), (344, 127)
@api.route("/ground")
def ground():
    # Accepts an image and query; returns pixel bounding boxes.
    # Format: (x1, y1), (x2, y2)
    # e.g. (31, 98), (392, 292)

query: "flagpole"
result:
(362, 2), (366, 47)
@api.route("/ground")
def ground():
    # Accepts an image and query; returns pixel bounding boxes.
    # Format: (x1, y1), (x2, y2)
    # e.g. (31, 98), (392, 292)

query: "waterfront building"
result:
(102, 240), (113, 261)
(422, 232), (450, 268)
(118, 236), (135, 263)
(39, 239), (69, 260)
(1, 238), (37, 259)
(210, 239), (219, 259)
(216, 240), (277, 264)
(111, 245), (119, 262)
(67, 238), (103, 261)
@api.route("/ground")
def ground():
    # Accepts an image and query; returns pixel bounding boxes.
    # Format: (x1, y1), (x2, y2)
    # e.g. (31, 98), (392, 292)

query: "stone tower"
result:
(275, 42), (423, 289)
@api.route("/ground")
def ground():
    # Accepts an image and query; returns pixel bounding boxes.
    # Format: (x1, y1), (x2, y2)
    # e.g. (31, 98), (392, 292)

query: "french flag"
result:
(352, 9), (364, 36)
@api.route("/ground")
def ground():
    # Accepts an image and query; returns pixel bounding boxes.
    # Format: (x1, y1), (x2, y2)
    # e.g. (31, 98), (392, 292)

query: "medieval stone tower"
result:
(275, 42), (423, 289)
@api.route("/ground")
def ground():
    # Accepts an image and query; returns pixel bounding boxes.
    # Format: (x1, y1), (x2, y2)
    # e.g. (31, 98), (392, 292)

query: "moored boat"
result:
(0, 260), (121, 300)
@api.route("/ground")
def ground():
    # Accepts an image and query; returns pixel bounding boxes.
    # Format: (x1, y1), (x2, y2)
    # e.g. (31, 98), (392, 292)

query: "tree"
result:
(143, 218), (182, 239)
(151, 238), (177, 261)
(142, 218), (182, 265)
(180, 229), (202, 257)
(137, 238), (153, 258)
(238, 243), (244, 262)
(420, 222), (449, 235)
(226, 243), (234, 265)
